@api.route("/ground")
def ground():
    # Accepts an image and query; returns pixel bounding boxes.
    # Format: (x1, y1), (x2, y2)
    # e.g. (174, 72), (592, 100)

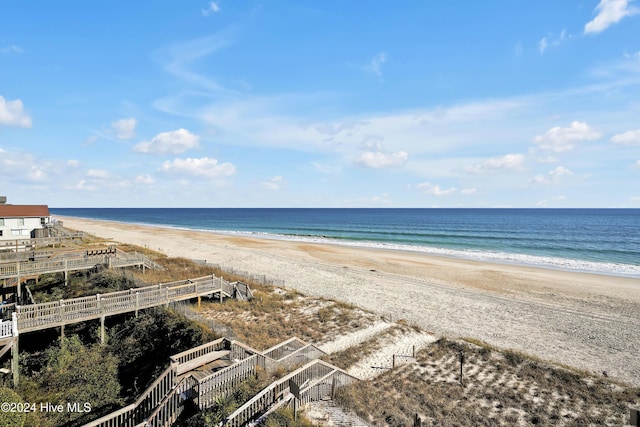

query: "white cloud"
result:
(538, 37), (548, 54)
(364, 52), (388, 77)
(159, 157), (236, 179)
(514, 43), (523, 56)
(67, 159), (80, 168)
(86, 169), (110, 179)
(202, 2), (220, 16)
(461, 188), (477, 195)
(533, 121), (601, 152)
(417, 182), (456, 196)
(529, 166), (573, 185)
(538, 30), (572, 54)
(1, 45), (23, 54)
(465, 154), (526, 174)
(311, 161), (341, 176)
(634, 160), (640, 169)
(585, 0), (639, 34)
(357, 193), (391, 204)
(260, 176), (287, 190)
(355, 150), (408, 168)
(135, 174), (154, 185)
(0, 96), (32, 128)
(111, 118), (137, 140)
(611, 128), (640, 145)
(134, 128), (200, 155)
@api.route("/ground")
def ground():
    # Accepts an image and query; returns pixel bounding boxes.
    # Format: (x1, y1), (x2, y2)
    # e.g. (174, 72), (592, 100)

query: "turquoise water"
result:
(50, 208), (640, 277)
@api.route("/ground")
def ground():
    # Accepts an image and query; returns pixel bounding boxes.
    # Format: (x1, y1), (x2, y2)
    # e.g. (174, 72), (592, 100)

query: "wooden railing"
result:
(14, 275), (246, 334)
(83, 336), (335, 427)
(262, 337), (307, 360)
(0, 235), (83, 252)
(223, 359), (358, 427)
(134, 375), (198, 427)
(0, 320), (12, 339)
(196, 354), (267, 410)
(0, 251), (148, 281)
(84, 365), (177, 427)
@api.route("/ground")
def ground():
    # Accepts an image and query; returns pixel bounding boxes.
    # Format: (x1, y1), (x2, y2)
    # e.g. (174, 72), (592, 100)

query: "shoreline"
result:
(53, 215), (640, 280)
(54, 215), (640, 386)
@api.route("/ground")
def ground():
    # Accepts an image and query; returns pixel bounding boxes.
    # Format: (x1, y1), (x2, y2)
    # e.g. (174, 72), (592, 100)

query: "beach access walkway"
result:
(0, 274), (254, 386)
(0, 246), (162, 289)
(83, 336), (359, 427)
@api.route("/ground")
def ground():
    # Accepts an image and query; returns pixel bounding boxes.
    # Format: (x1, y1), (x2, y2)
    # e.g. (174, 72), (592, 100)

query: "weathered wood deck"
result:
(0, 249), (150, 282)
(83, 336), (355, 427)
(0, 275), (240, 337)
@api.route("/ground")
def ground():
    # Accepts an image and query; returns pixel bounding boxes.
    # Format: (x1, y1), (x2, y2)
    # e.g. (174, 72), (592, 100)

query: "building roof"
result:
(0, 205), (50, 218)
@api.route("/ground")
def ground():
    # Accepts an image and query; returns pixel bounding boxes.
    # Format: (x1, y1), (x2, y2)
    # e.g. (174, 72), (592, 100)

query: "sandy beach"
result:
(55, 216), (640, 387)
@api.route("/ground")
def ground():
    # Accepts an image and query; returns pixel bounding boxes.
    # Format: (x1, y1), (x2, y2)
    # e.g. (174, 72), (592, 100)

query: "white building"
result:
(0, 196), (51, 242)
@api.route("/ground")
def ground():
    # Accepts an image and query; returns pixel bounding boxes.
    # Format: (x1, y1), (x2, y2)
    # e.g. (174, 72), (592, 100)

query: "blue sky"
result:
(1, 1), (639, 208)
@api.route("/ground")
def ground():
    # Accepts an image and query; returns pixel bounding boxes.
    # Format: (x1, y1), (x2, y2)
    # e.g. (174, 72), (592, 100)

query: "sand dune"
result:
(56, 216), (640, 387)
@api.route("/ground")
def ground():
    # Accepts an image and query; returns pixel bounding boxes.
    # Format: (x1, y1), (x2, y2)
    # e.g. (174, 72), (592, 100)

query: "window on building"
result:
(18, 218), (25, 226)
(0, 218), (4, 226)
(11, 229), (20, 236)
(41, 217), (46, 225)
(0, 230), (3, 236)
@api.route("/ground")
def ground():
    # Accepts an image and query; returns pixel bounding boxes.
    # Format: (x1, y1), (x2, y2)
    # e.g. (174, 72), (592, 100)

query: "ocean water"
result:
(50, 208), (640, 278)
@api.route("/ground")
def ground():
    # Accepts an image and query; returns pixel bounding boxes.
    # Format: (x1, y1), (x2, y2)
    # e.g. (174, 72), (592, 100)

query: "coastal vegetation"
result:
(4, 236), (639, 426)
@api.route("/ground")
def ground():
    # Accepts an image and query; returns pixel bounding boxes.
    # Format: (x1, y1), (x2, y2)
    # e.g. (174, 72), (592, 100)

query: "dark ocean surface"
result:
(50, 208), (640, 278)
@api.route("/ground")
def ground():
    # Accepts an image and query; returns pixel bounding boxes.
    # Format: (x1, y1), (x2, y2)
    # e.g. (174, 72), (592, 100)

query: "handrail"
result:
(14, 274), (242, 334)
(222, 359), (354, 427)
(0, 250), (153, 281)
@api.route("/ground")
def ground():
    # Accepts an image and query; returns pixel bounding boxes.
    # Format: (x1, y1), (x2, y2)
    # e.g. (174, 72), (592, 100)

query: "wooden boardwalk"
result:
(0, 247), (154, 282)
(0, 274), (247, 338)
(83, 336), (357, 427)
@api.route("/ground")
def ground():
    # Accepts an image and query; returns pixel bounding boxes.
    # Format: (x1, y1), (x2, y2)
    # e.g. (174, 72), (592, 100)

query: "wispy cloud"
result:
(0, 96), (32, 128)
(260, 176), (287, 190)
(159, 157), (236, 179)
(585, 0), (639, 34)
(1, 45), (23, 54)
(538, 30), (571, 54)
(134, 128), (200, 155)
(465, 154), (526, 174)
(111, 118), (137, 140)
(202, 2), (220, 16)
(611, 128), (640, 145)
(355, 150), (408, 169)
(416, 182), (456, 196)
(538, 37), (548, 54)
(528, 166), (573, 185)
(533, 121), (601, 152)
(364, 52), (388, 77)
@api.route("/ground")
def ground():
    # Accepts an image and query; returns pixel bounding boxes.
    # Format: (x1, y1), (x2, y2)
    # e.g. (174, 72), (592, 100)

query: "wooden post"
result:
(60, 299), (65, 341)
(64, 259), (68, 286)
(135, 292), (139, 317)
(459, 351), (465, 385)
(16, 262), (21, 302)
(413, 345), (416, 358)
(100, 316), (105, 345)
(393, 354), (396, 368)
(11, 312), (19, 387)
